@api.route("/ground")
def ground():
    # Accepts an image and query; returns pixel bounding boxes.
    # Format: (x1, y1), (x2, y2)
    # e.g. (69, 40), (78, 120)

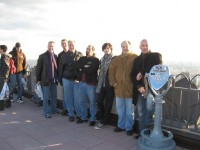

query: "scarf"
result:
(96, 54), (112, 93)
(48, 52), (57, 82)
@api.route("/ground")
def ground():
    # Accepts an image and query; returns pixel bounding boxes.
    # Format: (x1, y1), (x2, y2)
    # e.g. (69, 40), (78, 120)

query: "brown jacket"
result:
(9, 48), (26, 74)
(109, 52), (138, 98)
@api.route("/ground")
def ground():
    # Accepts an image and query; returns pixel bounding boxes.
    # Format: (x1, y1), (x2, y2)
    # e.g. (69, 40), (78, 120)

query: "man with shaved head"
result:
(131, 39), (162, 138)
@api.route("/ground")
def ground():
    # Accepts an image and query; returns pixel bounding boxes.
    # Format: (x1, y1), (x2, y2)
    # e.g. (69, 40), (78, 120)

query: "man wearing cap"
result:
(9, 42), (27, 103)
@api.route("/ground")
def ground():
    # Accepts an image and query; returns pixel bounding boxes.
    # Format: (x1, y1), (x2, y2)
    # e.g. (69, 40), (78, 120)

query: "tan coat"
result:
(109, 52), (138, 98)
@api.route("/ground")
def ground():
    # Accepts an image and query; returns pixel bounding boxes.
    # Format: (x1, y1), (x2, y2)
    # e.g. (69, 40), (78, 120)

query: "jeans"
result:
(137, 91), (155, 132)
(61, 86), (67, 110)
(79, 82), (96, 121)
(73, 82), (81, 117)
(42, 83), (57, 116)
(116, 97), (134, 131)
(62, 78), (74, 117)
(8, 73), (23, 100)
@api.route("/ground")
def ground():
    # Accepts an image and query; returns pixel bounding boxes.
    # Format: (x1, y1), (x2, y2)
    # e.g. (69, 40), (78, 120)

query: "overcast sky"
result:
(0, 0), (199, 62)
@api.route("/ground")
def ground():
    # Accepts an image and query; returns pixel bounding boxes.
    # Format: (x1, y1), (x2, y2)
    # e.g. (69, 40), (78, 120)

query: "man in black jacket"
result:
(57, 39), (68, 115)
(36, 41), (58, 118)
(76, 45), (99, 126)
(131, 39), (162, 138)
(58, 40), (83, 122)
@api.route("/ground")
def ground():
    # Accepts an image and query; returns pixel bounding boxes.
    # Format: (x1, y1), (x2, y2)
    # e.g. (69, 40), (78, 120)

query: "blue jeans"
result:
(73, 82), (81, 117)
(42, 83), (57, 116)
(62, 78), (74, 117)
(79, 82), (96, 121)
(116, 97), (134, 131)
(8, 73), (23, 100)
(61, 86), (67, 110)
(137, 91), (155, 132)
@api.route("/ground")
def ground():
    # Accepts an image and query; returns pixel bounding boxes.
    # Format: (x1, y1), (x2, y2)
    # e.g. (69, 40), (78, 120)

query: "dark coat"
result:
(36, 51), (58, 86)
(58, 50), (83, 84)
(0, 54), (10, 92)
(130, 51), (162, 105)
(0, 54), (10, 79)
(75, 56), (99, 85)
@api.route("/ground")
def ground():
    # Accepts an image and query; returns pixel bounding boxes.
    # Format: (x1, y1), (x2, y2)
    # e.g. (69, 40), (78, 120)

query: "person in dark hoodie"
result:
(9, 42), (26, 103)
(130, 39), (162, 138)
(36, 41), (58, 118)
(76, 45), (99, 126)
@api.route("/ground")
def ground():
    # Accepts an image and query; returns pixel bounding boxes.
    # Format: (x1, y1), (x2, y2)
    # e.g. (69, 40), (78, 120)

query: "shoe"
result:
(114, 127), (124, 132)
(10, 95), (14, 102)
(76, 119), (88, 124)
(45, 114), (51, 118)
(135, 134), (141, 139)
(17, 99), (24, 103)
(76, 116), (81, 120)
(126, 130), (133, 136)
(37, 101), (43, 107)
(69, 116), (74, 122)
(94, 122), (104, 129)
(61, 110), (67, 116)
(89, 121), (96, 126)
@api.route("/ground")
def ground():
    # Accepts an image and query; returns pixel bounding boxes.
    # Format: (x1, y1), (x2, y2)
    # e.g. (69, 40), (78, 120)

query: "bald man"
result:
(130, 39), (162, 138)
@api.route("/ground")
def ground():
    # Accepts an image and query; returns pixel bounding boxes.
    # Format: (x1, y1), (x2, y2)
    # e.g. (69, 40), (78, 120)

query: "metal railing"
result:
(162, 73), (200, 133)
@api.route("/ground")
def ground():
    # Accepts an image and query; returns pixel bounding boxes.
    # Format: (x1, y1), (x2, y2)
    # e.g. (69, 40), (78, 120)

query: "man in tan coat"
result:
(109, 41), (138, 136)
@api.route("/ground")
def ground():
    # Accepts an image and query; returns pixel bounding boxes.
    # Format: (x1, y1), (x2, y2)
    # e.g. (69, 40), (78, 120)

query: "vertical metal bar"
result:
(178, 89), (182, 127)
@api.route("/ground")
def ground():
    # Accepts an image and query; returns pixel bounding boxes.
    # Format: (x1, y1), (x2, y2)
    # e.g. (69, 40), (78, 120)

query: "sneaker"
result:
(10, 96), (14, 102)
(45, 114), (51, 118)
(95, 122), (104, 129)
(17, 99), (24, 103)
(89, 121), (96, 126)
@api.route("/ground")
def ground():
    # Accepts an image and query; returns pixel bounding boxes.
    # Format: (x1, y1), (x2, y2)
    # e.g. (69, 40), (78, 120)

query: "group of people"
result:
(35, 39), (162, 137)
(0, 43), (27, 105)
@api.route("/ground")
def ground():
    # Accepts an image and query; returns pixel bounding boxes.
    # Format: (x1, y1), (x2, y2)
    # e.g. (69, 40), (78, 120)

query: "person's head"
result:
(68, 40), (76, 52)
(0, 45), (7, 54)
(139, 39), (149, 54)
(48, 41), (55, 53)
(102, 43), (112, 55)
(121, 40), (132, 54)
(86, 45), (95, 57)
(15, 42), (21, 51)
(61, 39), (68, 51)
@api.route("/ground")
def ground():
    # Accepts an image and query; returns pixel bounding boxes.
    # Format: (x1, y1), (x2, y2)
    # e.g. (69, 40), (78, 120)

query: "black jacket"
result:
(76, 56), (99, 84)
(58, 50), (83, 84)
(130, 52), (162, 105)
(0, 54), (9, 79)
(36, 51), (58, 86)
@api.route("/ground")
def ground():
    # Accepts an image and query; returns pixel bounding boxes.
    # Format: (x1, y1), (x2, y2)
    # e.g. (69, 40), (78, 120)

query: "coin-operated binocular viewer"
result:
(137, 65), (176, 150)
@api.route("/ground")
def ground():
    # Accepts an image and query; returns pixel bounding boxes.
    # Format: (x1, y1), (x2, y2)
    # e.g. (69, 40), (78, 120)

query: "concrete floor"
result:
(0, 96), (189, 150)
